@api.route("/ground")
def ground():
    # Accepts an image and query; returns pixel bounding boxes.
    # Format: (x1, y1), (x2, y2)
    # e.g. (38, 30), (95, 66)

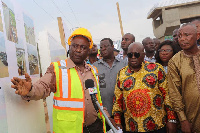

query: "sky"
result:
(14, 0), (162, 46)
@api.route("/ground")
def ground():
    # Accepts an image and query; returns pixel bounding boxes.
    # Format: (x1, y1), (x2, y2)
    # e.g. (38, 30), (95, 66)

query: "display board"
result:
(38, 31), (67, 132)
(0, 0), (46, 132)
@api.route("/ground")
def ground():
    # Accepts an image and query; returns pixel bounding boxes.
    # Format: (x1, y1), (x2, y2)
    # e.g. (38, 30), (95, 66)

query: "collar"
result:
(145, 55), (155, 59)
(127, 62), (144, 72)
(66, 58), (91, 70)
(86, 58), (99, 65)
(182, 49), (200, 58)
(98, 57), (121, 64)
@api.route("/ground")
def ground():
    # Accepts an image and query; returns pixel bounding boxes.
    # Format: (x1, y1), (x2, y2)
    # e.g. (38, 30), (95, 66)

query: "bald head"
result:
(128, 42), (144, 53)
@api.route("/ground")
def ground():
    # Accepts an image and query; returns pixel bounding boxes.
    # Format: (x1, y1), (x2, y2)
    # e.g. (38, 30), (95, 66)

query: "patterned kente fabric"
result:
(112, 62), (176, 132)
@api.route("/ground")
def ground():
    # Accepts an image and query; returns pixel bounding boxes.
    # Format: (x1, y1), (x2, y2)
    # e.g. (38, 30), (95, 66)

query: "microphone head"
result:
(85, 79), (94, 89)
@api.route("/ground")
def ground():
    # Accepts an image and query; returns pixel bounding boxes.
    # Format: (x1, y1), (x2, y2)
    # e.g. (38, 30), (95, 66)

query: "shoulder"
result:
(168, 51), (183, 66)
(143, 62), (162, 72)
(115, 57), (127, 66)
(93, 59), (103, 66)
(118, 65), (128, 75)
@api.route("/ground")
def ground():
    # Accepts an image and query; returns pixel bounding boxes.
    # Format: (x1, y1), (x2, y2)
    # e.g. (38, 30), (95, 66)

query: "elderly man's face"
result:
(143, 39), (155, 53)
(127, 44), (145, 70)
(69, 36), (90, 64)
(173, 29), (179, 44)
(178, 25), (198, 50)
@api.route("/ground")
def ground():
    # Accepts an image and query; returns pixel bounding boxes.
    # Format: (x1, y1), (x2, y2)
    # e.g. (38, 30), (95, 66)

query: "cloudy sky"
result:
(15, 0), (162, 44)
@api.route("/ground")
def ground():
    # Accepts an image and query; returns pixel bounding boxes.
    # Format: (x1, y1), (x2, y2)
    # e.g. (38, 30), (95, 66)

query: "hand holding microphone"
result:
(85, 79), (119, 133)
(85, 79), (99, 112)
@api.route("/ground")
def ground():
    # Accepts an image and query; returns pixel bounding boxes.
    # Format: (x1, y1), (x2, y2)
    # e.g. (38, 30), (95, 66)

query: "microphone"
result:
(85, 79), (118, 133)
(85, 79), (99, 112)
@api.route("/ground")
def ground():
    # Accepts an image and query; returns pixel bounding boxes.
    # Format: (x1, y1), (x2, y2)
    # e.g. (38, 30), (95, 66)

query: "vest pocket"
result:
(57, 112), (77, 133)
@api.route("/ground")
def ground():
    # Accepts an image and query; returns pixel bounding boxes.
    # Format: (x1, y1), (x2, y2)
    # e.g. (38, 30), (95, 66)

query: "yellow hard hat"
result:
(68, 27), (93, 49)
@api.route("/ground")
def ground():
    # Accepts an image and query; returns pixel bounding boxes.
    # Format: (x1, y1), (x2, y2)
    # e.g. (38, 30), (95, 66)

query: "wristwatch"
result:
(168, 119), (177, 123)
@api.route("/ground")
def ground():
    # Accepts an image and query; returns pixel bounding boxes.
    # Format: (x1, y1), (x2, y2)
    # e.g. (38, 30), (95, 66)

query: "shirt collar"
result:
(127, 62), (145, 72)
(99, 57), (121, 63)
(66, 58), (91, 70)
(145, 55), (155, 59)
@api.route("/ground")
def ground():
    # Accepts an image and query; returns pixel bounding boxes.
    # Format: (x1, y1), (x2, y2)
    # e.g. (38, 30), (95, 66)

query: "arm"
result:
(112, 72), (123, 128)
(168, 60), (192, 133)
(157, 66), (177, 133)
(11, 65), (56, 100)
(167, 60), (186, 121)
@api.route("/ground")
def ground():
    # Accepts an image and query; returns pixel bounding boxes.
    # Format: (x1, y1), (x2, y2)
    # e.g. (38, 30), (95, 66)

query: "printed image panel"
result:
(2, 0), (18, 43)
(0, 10), (3, 32)
(0, 32), (8, 78)
(23, 14), (35, 45)
(50, 49), (66, 62)
(15, 39), (26, 76)
(48, 33), (66, 62)
(27, 44), (39, 75)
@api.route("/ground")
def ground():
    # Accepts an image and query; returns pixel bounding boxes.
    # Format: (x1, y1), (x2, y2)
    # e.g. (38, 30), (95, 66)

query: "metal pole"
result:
(116, 2), (124, 37)
(37, 43), (51, 133)
(95, 101), (118, 133)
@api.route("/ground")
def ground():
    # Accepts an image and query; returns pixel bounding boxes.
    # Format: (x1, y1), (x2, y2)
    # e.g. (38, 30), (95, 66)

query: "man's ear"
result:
(197, 32), (200, 41)
(142, 52), (146, 57)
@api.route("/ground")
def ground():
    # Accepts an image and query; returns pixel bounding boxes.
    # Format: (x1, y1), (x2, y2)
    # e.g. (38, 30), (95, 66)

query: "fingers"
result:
(13, 77), (22, 83)
(11, 85), (18, 89)
(15, 90), (22, 95)
(15, 90), (19, 94)
(25, 73), (31, 82)
(11, 79), (19, 85)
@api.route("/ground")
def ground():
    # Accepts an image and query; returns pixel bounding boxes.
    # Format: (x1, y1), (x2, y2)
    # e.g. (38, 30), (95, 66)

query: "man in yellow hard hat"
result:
(11, 28), (115, 133)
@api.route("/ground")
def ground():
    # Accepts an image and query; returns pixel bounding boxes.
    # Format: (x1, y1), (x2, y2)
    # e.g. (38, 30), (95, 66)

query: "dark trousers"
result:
(83, 118), (103, 133)
(126, 126), (166, 133)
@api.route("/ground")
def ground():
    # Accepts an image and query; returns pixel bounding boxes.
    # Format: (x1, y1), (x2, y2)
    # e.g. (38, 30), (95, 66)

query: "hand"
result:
(11, 73), (32, 96)
(166, 122), (177, 133)
(181, 120), (192, 133)
(108, 117), (119, 129)
(116, 124), (123, 130)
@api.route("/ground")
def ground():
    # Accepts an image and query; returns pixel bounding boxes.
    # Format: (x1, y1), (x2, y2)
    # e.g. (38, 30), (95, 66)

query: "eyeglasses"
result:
(158, 49), (173, 53)
(127, 52), (140, 58)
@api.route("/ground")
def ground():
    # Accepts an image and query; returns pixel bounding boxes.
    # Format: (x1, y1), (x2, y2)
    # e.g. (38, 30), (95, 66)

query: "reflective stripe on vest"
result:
(60, 60), (69, 98)
(53, 99), (83, 108)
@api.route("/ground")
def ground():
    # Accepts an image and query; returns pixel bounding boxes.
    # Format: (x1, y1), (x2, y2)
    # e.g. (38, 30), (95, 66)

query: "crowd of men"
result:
(10, 19), (200, 133)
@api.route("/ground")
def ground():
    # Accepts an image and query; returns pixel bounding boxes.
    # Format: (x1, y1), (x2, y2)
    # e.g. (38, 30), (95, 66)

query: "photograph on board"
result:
(0, 32), (9, 78)
(23, 13), (35, 45)
(2, 0), (18, 43)
(27, 43), (39, 75)
(48, 33), (66, 62)
(15, 39), (26, 76)
(0, 11), (3, 32)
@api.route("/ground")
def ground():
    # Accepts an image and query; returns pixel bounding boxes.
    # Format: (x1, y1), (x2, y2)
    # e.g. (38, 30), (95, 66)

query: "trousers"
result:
(83, 118), (103, 133)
